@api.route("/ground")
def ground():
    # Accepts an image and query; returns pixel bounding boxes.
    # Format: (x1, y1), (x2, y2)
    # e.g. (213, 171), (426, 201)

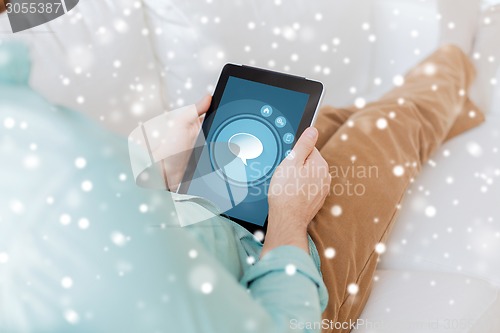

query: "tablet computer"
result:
(178, 63), (324, 234)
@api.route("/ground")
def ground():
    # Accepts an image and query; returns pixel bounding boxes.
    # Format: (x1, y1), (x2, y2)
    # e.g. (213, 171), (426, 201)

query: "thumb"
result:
(292, 127), (318, 163)
(195, 94), (212, 116)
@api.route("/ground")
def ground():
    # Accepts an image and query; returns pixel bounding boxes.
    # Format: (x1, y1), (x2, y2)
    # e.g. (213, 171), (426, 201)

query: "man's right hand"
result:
(261, 127), (331, 257)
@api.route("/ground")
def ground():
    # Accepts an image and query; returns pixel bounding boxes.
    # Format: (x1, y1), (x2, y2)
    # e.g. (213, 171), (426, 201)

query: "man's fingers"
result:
(307, 148), (330, 176)
(292, 127), (318, 163)
(306, 147), (323, 164)
(195, 94), (212, 116)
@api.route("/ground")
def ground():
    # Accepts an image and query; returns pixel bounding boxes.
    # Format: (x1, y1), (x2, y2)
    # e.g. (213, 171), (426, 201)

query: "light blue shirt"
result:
(0, 41), (328, 333)
(173, 194), (329, 332)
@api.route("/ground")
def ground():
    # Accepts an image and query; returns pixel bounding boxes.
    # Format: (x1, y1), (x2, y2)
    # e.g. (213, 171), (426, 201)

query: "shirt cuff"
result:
(240, 245), (328, 310)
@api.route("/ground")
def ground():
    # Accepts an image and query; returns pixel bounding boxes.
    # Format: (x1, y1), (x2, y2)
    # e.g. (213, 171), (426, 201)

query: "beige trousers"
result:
(309, 45), (485, 333)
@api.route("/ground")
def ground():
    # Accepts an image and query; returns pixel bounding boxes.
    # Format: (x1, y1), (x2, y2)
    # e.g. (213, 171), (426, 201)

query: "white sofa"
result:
(1, 0), (499, 331)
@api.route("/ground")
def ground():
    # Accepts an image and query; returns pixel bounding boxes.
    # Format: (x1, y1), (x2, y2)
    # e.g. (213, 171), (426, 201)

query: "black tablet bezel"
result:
(178, 63), (324, 235)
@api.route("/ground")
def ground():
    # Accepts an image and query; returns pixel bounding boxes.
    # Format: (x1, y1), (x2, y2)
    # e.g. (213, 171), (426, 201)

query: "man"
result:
(1, 2), (498, 332)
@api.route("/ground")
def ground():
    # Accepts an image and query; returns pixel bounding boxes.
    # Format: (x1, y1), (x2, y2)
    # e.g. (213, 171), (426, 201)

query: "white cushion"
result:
(365, 0), (440, 101)
(379, 115), (500, 287)
(493, 78), (500, 113)
(143, 0), (374, 109)
(354, 270), (500, 333)
(469, 4), (500, 114)
(367, 0), (500, 113)
(0, 0), (165, 135)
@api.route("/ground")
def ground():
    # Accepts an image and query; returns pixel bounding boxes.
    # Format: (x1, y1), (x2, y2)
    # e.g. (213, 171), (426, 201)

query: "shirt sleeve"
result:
(239, 245), (329, 333)
(164, 196), (329, 332)
(163, 231), (329, 333)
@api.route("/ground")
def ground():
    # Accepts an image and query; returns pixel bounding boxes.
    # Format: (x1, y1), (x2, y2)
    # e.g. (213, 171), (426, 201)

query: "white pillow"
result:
(469, 4), (500, 114)
(0, 0), (165, 135)
(355, 270), (500, 333)
(493, 80), (500, 113)
(143, 0), (374, 109)
(379, 116), (500, 287)
(364, 0), (440, 102)
(368, 0), (500, 114)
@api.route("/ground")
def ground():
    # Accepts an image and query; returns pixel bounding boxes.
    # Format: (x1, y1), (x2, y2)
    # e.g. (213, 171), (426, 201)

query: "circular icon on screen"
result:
(260, 105), (273, 117)
(283, 132), (294, 144)
(209, 114), (282, 187)
(275, 116), (286, 128)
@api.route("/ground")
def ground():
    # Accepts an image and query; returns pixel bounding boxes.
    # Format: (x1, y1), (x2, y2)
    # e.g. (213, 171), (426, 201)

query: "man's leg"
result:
(315, 106), (355, 150)
(308, 45), (484, 332)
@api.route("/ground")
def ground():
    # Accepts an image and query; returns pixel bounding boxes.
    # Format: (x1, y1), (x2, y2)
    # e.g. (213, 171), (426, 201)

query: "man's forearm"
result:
(261, 214), (310, 258)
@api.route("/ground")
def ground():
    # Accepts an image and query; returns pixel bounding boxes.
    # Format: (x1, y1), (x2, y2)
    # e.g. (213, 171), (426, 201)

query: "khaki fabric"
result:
(309, 45), (485, 333)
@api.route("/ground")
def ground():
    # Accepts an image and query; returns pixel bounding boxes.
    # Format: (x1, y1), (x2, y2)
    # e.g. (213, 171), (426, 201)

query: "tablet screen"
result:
(184, 76), (310, 227)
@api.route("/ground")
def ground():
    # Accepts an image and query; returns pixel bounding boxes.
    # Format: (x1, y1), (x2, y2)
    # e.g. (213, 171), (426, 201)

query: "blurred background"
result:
(1, 0), (498, 135)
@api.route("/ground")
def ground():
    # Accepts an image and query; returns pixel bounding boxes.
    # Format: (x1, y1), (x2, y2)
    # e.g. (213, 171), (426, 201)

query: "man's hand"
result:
(154, 95), (211, 191)
(0, 0), (7, 14)
(261, 127), (331, 257)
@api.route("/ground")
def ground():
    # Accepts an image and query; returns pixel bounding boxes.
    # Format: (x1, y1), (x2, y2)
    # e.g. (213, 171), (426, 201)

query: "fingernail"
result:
(305, 127), (318, 139)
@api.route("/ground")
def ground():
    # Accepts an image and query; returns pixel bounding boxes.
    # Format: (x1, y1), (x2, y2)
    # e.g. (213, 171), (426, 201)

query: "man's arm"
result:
(262, 127), (331, 257)
(172, 127), (331, 332)
(243, 127), (331, 331)
(130, 100), (331, 331)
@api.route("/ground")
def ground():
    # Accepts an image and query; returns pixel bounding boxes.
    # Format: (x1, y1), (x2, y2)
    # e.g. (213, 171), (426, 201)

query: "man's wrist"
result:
(261, 216), (309, 258)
